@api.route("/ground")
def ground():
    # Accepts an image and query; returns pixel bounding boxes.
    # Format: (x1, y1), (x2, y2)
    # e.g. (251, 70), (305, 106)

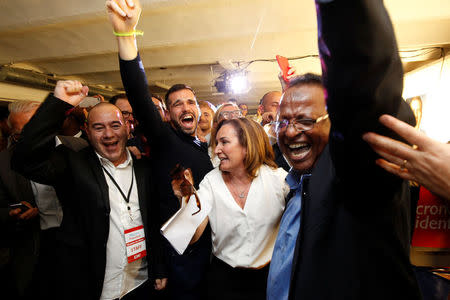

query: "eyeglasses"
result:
(275, 113), (329, 133)
(219, 110), (242, 120)
(121, 111), (134, 119)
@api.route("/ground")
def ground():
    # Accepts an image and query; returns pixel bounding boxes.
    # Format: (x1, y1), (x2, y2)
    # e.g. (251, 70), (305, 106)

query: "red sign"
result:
(411, 187), (450, 248)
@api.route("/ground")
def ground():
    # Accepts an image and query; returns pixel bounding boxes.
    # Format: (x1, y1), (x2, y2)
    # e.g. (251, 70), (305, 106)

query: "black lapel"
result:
(85, 148), (110, 212)
(134, 160), (148, 231)
(289, 175), (310, 298)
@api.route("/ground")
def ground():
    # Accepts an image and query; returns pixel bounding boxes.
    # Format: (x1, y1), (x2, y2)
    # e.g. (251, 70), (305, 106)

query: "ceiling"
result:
(0, 0), (449, 110)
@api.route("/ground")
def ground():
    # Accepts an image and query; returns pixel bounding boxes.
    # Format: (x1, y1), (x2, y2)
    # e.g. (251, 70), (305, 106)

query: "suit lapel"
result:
(85, 148), (110, 212)
(134, 160), (148, 231)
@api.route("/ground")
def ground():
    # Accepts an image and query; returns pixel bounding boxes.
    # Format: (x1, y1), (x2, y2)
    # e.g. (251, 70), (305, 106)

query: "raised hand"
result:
(363, 114), (450, 201)
(54, 80), (89, 107)
(106, 0), (141, 34)
(278, 66), (297, 92)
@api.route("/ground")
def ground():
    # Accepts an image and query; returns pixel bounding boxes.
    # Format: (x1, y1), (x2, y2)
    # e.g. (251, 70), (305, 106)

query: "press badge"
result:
(124, 225), (147, 263)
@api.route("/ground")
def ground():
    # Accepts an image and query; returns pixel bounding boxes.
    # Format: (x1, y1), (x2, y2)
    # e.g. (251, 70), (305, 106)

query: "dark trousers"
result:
(32, 227), (60, 300)
(207, 256), (269, 300)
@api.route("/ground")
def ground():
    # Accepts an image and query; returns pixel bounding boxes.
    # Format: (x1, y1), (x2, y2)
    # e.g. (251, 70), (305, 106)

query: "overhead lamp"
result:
(214, 69), (250, 95)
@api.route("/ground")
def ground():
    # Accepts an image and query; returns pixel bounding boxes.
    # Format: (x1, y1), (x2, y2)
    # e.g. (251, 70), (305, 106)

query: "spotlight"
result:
(229, 71), (249, 94)
(214, 70), (250, 95)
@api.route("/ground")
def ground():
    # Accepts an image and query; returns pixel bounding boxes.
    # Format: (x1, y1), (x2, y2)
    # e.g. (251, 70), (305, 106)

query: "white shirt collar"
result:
(95, 148), (133, 169)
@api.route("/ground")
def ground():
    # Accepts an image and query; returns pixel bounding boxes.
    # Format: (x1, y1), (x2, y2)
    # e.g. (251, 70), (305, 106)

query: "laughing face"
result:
(167, 89), (199, 136)
(214, 123), (246, 173)
(277, 84), (330, 173)
(86, 103), (130, 166)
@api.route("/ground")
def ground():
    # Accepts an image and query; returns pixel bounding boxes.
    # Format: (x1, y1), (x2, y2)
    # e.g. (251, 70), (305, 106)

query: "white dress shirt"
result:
(30, 135), (68, 230)
(97, 150), (148, 300)
(197, 165), (289, 268)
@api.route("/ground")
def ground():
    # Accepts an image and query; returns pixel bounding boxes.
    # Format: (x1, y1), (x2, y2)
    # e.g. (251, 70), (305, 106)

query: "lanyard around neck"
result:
(102, 165), (134, 210)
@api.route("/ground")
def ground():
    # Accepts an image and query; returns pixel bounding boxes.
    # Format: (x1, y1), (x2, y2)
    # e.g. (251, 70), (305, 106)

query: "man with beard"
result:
(106, 2), (214, 299)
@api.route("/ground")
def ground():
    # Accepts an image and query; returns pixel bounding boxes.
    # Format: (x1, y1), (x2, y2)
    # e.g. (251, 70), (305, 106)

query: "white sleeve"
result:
(160, 174), (213, 255)
(275, 167), (290, 198)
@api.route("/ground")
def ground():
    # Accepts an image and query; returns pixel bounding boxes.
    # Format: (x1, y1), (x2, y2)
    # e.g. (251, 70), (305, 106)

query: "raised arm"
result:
(316, 0), (415, 178)
(11, 81), (88, 185)
(106, 0), (167, 143)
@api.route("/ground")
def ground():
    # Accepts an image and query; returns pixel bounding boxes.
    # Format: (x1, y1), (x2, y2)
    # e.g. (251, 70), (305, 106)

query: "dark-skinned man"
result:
(267, 0), (422, 299)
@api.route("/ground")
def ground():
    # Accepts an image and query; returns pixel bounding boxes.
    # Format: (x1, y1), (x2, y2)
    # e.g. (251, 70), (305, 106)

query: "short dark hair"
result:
(109, 93), (128, 105)
(288, 73), (323, 89)
(164, 84), (195, 108)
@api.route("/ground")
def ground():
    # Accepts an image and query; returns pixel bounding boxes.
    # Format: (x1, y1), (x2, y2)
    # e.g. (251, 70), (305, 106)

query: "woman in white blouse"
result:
(172, 117), (289, 300)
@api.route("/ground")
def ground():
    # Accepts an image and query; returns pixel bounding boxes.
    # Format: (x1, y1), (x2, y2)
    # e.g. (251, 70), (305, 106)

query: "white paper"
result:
(160, 194), (210, 254)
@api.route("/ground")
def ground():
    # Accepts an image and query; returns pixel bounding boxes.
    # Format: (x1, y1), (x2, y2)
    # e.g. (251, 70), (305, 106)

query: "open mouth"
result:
(287, 142), (311, 160)
(103, 141), (119, 151)
(181, 114), (195, 128)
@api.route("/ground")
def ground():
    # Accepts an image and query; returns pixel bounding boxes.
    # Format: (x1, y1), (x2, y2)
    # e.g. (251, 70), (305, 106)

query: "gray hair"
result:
(7, 100), (41, 129)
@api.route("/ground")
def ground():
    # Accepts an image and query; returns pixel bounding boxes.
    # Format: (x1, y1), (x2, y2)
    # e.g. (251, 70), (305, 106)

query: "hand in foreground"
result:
(278, 66), (297, 92)
(154, 278), (168, 291)
(9, 201), (39, 220)
(363, 114), (450, 201)
(170, 164), (194, 202)
(106, 0), (141, 34)
(127, 146), (142, 159)
(261, 112), (277, 125)
(54, 80), (89, 107)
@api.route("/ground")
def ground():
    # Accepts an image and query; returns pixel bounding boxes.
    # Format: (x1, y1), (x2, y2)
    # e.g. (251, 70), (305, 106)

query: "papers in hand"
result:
(161, 194), (209, 254)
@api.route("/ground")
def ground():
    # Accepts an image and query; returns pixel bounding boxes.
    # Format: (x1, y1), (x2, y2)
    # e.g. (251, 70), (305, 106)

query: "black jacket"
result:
(289, 1), (421, 299)
(120, 55), (213, 299)
(12, 95), (165, 300)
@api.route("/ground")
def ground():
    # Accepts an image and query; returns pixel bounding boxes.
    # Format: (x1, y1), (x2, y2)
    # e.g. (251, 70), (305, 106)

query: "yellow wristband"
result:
(113, 30), (144, 37)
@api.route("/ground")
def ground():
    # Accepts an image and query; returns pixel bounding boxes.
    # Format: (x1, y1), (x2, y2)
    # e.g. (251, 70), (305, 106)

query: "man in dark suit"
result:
(107, 2), (214, 299)
(0, 100), (40, 300)
(268, 0), (422, 299)
(12, 80), (166, 300)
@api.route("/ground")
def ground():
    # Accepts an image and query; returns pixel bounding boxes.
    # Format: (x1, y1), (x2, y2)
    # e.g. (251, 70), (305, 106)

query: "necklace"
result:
(238, 191), (245, 198)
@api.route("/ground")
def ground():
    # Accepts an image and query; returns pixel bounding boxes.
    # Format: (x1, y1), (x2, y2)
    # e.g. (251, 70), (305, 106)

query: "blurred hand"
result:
(262, 112), (277, 126)
(92, 94), (105, 102)
(54, 80), (89, 106)
(9, 201), (39, 220)
(171, 167), (194, 206)
(278, 66), (297, 92)
(154, 278), (168, 290)
(363, 114), (450, 201)
(127, 146), (142, 159)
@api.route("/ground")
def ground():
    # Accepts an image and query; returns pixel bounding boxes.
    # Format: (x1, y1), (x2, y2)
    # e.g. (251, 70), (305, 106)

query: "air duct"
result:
(0, 66), (121, 99)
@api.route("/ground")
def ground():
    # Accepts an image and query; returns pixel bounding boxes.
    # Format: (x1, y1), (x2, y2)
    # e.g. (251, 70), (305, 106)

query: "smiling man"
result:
(107, 1), (214, 298)
(276, 74), (329, 173)
(267, 0), (421, 299)
(11, 80), (167, 300)
(267, 73), (330, 300)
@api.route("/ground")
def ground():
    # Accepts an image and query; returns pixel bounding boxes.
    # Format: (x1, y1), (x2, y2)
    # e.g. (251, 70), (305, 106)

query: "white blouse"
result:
(196, 164), (289, 268)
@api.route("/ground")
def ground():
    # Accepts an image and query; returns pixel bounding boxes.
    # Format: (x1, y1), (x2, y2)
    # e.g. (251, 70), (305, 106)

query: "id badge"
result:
(124, 225), (147, 263)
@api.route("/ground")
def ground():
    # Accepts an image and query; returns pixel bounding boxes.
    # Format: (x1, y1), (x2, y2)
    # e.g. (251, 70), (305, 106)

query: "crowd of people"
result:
(1, 0), (449, 299)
